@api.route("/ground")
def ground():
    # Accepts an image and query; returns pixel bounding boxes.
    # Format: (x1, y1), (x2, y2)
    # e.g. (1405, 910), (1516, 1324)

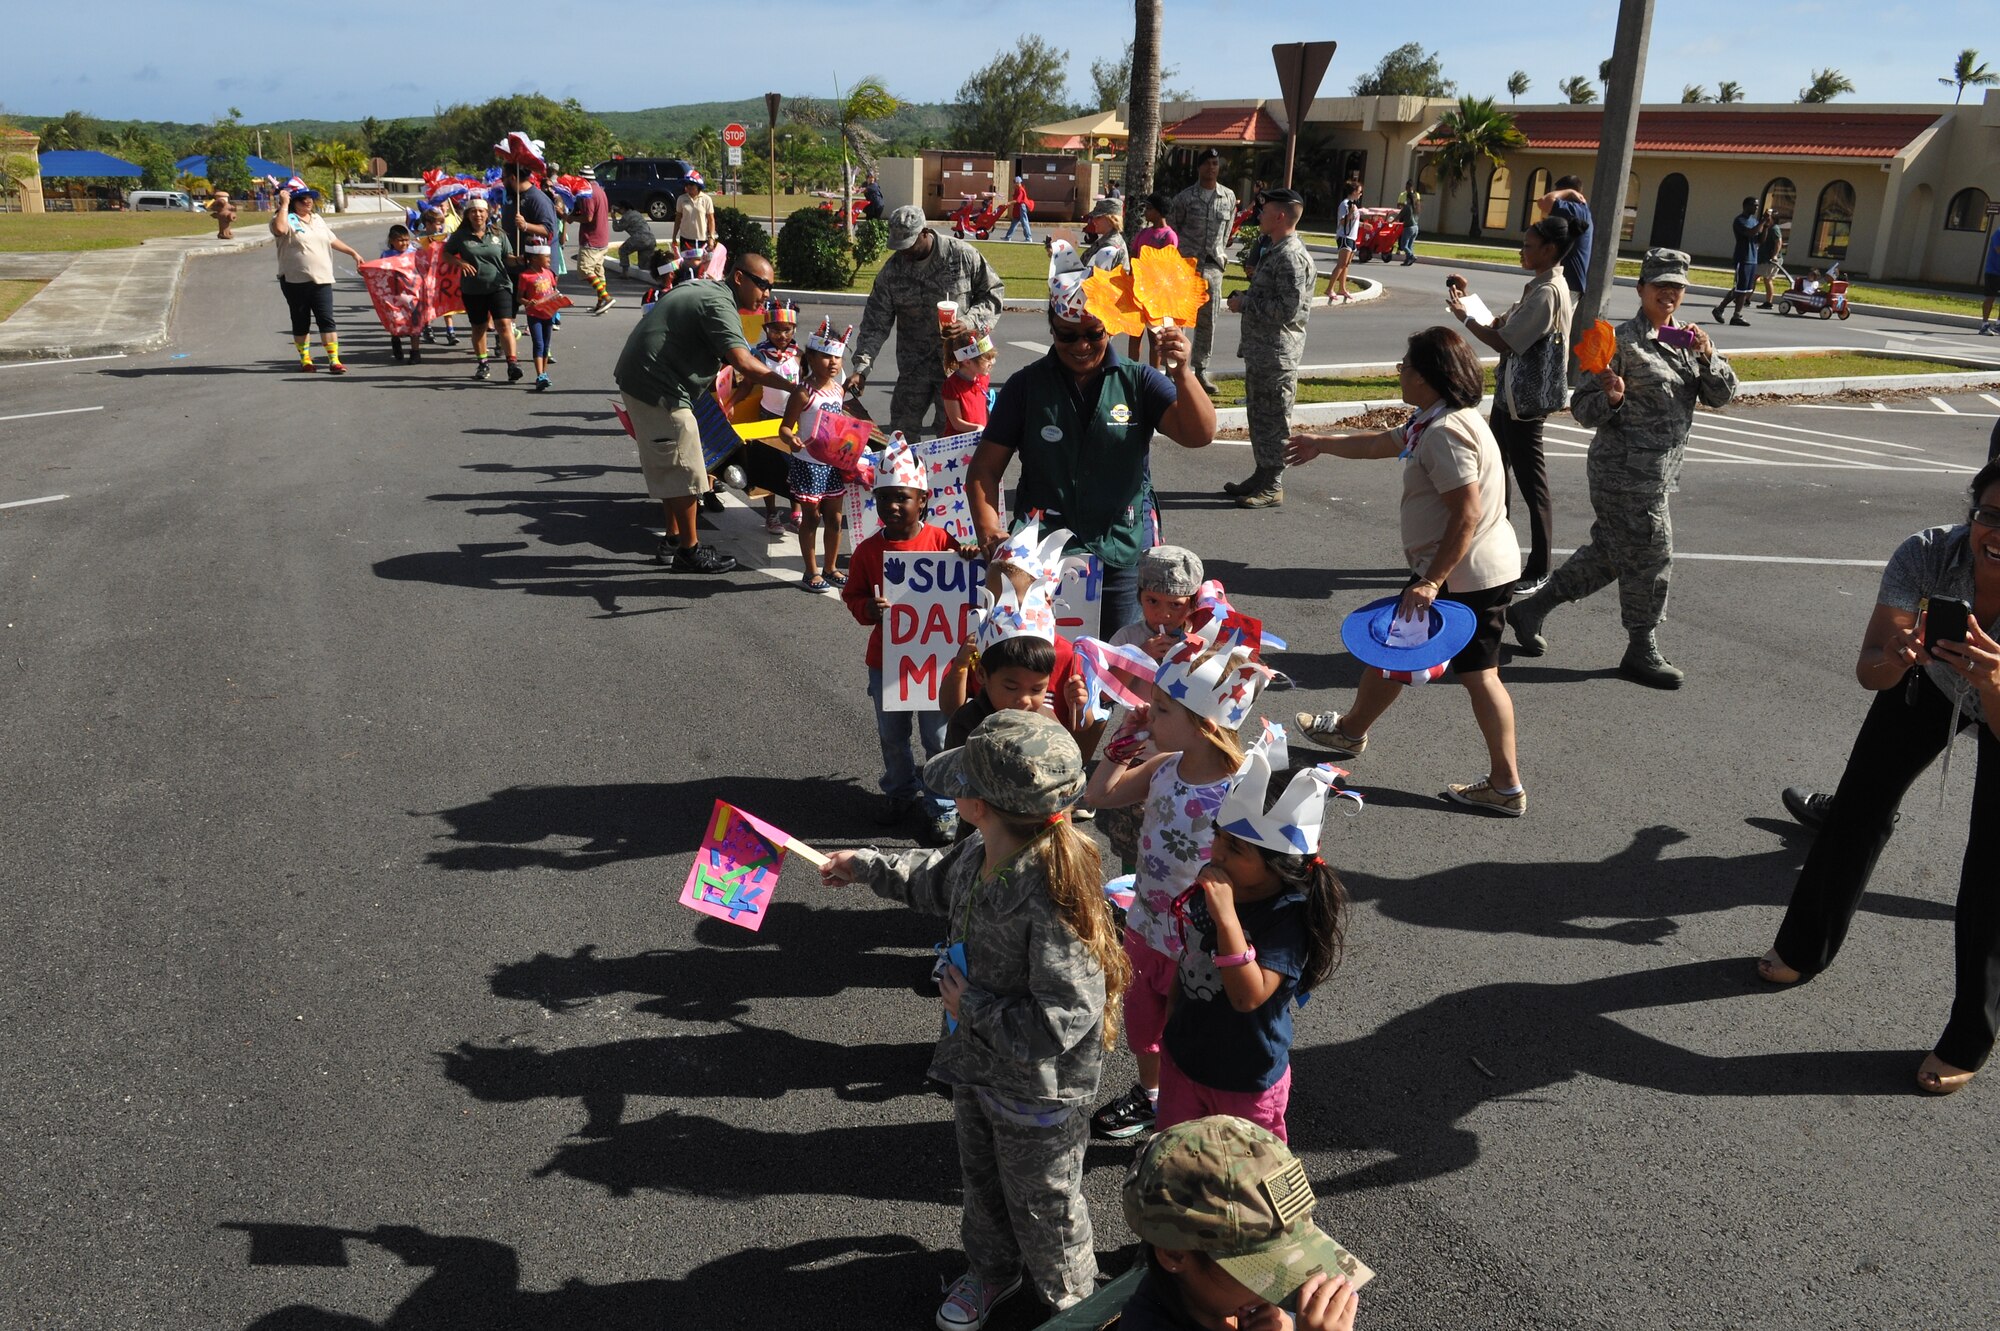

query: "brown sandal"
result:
(1756, 949), (1801, 985)
(1916, 1053), (1975, 1096)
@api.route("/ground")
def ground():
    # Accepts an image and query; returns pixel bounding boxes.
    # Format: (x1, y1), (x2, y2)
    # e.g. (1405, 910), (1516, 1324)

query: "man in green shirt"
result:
(613, 252), (797, 573)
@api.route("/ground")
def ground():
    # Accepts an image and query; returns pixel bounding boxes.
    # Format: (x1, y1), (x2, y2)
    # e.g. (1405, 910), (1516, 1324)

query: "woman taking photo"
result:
(442, 198), (522, 382)
(1283, 325), (1528, 816)
(1449, 214), (1578, 594)
(1759, 459), (2000, 1096)
(269, 181), (367, 374)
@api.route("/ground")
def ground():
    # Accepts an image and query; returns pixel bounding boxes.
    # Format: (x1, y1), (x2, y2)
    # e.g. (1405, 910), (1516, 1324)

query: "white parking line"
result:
(1803, 401), (1987, 417)
(1930, 397), (1959, 414)
(0, 354), (125, 371)
(0, 406), (103, 425)
(1545, 546), (1885, 567)
(1981, 394), (2000, 410)
(1010, 340), (1050, 355)
(1728, 416), (1922, 451)
(0, 493), (70, 510)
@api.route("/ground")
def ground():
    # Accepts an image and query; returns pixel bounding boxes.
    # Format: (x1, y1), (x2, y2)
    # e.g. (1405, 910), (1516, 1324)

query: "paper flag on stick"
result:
(1082, 266), (1147, 337)
(1128, 246), (1210, 326)
(1575, 319), (1618, 375)
(678, 800), (822, 931)
(804, 408), (874, 474)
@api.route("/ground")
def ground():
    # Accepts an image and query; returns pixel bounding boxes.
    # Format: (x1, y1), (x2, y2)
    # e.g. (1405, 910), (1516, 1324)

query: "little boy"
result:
(939, 528), (1094, 750)
(1112, 545), (1205, 662)
(380, 225), (422, 364)
(1120, 1115), (1368, 1331)
(843, 440), (974, 847)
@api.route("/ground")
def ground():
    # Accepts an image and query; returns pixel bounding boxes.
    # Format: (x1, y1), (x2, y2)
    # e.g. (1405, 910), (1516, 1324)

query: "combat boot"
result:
(1223, 467), (1274, 497)
(1236, 481), (1284, 509)
(1506, 586), (1559, 656)
(1619, 630), (1686, 689)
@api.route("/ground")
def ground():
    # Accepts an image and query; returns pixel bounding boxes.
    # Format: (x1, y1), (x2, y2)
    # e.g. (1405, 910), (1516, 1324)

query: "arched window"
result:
(1760, 177), (1797, 227)
(1621, 173), (1640, 243)
(1521, 167), (1550, 229)
(1944, 187), (1992, 232)
(1811, 180), (1855, 259)
(1484, 165), (1513, 233)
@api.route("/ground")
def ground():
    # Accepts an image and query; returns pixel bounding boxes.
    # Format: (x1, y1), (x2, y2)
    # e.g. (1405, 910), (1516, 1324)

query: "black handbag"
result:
(1508, 329), (1568, 420)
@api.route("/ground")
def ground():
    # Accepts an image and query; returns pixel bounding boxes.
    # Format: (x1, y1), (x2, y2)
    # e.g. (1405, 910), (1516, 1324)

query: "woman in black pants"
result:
(269, 182), (366, 374)
(1449, 214), (1577, 594)
(1759, 458), (2000, 1095)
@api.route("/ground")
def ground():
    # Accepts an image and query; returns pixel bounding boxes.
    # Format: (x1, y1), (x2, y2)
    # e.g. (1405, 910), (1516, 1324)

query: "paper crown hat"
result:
(991, 516), (1074, 587)
(873, 435), (928, 493)
(765, 298), (799, 326)
(1048, 239), (1089, 320)
(974, 578), (1058, 654)
(805, 316), (853, 356)
(1216, 722), (1346, 857)
(1154, 634), (1276, 730)
(953, 332), (997, 363)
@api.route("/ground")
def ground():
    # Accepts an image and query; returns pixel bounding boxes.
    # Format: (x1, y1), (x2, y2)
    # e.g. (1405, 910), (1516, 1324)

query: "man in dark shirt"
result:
(1714, 196), (1762, 326)
(500, 163), (557, 256)
(1538, 175), (1593, 295)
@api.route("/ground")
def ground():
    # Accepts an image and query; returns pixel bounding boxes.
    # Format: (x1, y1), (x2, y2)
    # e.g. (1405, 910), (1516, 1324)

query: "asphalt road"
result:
(2, 247), (1998, 1331)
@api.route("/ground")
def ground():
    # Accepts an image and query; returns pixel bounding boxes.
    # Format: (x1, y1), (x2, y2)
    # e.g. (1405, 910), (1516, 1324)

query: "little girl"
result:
(739, 299), (801, 537)
(1084, 634), (1276, 1142)
(778, 318), (853, 593)
(1158, 724), (1348, 1141)
(515, 244), (569, 392)
(941, 327), (999, 434)
(415, 206), (460, 350)
(821, 710), (1130, 1330)
(380, 224), (421, 364)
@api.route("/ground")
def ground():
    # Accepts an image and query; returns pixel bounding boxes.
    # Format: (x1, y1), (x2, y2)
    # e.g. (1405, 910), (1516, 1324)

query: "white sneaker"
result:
(936, 1273), (1023, 1331)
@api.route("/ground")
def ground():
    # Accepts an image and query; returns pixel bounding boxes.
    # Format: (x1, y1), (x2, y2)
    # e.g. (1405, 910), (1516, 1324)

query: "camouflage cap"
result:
(1122, 1116), (1374, 1304)
(887, 205), (928, 252)
(1639, 247), (1692, 287)
(1137, 545), (1205, 597)
(922, 710), (1084, 817)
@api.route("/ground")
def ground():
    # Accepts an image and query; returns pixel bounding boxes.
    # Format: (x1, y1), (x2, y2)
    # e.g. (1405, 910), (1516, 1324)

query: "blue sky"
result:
(7, 1), (1988, 125)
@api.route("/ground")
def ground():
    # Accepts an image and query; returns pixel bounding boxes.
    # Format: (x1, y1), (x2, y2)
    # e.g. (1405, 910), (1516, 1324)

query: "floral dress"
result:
(1126, 754), (1232, 958)
(787, 381), (849, 500)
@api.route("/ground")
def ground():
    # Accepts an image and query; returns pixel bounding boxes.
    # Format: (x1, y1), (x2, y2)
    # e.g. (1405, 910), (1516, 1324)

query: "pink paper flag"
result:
(678, 800), (797, 931)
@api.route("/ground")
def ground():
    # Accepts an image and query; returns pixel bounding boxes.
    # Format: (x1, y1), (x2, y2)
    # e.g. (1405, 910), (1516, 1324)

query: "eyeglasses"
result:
(1971, 505), (2000, 529)
(739, 271), (774, 292)
(1050, 326), (1106, 344)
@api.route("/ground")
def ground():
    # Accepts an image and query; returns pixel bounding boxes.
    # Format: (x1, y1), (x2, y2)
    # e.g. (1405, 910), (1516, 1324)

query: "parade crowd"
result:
(263, 141), (2000, 1331)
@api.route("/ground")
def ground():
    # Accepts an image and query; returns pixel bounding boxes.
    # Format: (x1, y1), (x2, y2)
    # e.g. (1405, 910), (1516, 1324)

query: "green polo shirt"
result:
(613, 279), (749, 410)
(442, 226), (513, 295)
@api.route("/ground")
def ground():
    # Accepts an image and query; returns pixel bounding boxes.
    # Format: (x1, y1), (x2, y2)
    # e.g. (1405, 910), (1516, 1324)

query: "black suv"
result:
(593, 157), (696, 223)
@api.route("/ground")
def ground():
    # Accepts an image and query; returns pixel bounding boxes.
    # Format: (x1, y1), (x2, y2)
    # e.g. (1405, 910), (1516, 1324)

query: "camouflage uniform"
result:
(1236, 232), (1316, 478)
(849, 235), (1005, 438)
(1166, 181), (1238, 379)
(1544, 313), (1738, 629)
(850, 713), (1109, 1308)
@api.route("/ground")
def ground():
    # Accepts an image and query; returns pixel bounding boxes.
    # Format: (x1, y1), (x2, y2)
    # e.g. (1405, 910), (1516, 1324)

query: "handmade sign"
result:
(1575, 319), (1618, 374)
(804, 407), (874, 473)
(882, 552), (987, 711)
(678, 800), (827, 932)
(845, 432), (1003, 546)
(357, 245), (463, 338)
(1051, 554), (1103, 642)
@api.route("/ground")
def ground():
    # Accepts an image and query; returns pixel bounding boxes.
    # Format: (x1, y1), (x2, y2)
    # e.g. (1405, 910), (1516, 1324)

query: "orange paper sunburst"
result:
(1082, 266), (1147, 337)
(1575, 319), (1617, 374)
(1128, 245), (1210, 326)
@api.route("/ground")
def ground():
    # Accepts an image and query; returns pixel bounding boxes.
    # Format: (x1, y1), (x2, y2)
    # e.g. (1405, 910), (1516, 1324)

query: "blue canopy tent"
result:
(38, 149), (143, 177)
(174, 153), (298, 180)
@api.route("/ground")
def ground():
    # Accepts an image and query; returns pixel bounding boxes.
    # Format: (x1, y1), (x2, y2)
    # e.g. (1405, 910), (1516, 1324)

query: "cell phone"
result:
(1656, 324), (1700, 349)
(1924, 597), (1972, 651)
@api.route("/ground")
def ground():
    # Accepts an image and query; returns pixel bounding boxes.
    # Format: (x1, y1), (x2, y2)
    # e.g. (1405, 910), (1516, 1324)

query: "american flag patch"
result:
(1261, 1158), (1316, 1227)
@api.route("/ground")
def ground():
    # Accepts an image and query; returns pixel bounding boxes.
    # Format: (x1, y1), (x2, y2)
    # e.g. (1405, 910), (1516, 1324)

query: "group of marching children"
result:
(732, 307), (856, 591)
(825, 440), (1362, 1329)
(373, 204), (569, 389)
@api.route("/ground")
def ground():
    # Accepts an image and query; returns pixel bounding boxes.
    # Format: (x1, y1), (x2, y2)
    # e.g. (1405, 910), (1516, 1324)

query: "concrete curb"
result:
(1404, 252), (1984, 330)
(772, 274), (1384, 314)
(0, 215), (381, 363)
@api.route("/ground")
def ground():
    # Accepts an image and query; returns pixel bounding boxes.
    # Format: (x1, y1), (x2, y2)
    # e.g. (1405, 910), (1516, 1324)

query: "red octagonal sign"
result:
(722, 123), (749, 149)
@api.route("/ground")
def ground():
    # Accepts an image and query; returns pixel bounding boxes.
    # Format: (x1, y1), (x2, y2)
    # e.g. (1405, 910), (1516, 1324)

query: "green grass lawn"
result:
(842, 237), (1250, 298)
(0, 278), (48, 322)
(1206, 351), (1986, 407)
(0, 211), (276, 253)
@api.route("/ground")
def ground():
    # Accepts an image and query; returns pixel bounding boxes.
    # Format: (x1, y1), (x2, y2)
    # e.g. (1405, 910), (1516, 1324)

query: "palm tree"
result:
(1599, 58), (1614, 95)
(684, 126), (721, 179)
(1939, 49), (1997, 103)
(306, 140), (368, 211)
(1681, 84), (1710, 103)
(38, 109), (94, 151)
(1798, 69), (1855, 102)
(1716, 81), (1745, 104)
(1124, 0), (1163, 235)
(1558, 76), (1598, 105)
(794, 76), (900, 240)
(1506, 71), (1530, 103)
(1431, 95), (1526, 238)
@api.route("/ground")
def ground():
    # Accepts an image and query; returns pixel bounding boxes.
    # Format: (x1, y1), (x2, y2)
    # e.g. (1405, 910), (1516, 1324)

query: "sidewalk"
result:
(0, 214), (380, 363)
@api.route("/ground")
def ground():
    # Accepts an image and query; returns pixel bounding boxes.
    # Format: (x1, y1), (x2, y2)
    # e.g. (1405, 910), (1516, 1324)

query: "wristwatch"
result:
(1214, 946), (1258, 969)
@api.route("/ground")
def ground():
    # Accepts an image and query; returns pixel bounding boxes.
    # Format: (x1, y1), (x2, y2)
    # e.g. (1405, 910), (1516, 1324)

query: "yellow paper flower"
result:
(1575, 319), (1618, 374)
(1082, 266), (1148, 337)
(1129, 245), (1210, 326)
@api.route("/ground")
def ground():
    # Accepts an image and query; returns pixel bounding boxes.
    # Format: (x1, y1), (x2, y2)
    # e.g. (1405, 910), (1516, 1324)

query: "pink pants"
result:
(1122, 931), (1178, 1057)
(1156, 1049), (1292, 1142)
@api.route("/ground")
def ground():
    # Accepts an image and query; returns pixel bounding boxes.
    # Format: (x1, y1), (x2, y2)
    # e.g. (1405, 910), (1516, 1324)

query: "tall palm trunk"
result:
(1124, 0), (1162, 235)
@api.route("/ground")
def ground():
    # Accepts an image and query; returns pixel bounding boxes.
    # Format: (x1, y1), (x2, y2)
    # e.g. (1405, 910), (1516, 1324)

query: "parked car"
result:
(126, 190), (196, 212)
(592, 158), (696, 224)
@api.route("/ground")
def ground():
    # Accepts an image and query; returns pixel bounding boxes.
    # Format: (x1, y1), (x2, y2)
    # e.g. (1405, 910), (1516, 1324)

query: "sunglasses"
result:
(1971, 505), (2000, 529)
(1050, 326), (1107, 344)
(739, 271), (774, 292)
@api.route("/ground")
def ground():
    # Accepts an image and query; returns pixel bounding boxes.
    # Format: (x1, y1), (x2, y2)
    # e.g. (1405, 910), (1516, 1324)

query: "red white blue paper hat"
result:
(1216, 722), (1354, 857)
(493, 131), (547, 171)
(805, 316), (852, 357)
(873, 436), (928, 494)
(992, 516), (1073, 587)
(974, 579), (1058, 654)
(685, 170), (705, 187)
(1048, 239), (1089, 320)
(1154, 634), (1276, 730)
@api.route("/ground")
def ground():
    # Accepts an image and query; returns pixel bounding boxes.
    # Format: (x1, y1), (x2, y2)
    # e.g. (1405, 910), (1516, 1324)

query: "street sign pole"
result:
(1575, 0), (1655, 336)
(763, 95), (783, 242)
(1272, 41), (1337, 189)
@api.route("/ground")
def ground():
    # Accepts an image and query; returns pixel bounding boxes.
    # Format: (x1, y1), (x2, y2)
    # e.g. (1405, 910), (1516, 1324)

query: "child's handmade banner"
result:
(845, 431), (1003, 547)
(1051, 555), (1102, 643)
(678, 800), (824, 931)
(803, 408), (874, 473)
(882, 552), (987, 712)
(358, 245), (462, 338)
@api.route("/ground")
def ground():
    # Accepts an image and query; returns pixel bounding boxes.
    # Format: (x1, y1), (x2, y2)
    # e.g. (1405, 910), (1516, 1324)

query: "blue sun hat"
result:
(1340, 594), (1476, 673)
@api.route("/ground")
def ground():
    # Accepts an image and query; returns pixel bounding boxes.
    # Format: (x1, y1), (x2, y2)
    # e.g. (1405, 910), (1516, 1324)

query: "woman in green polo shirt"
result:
(442, 198), (521, 382)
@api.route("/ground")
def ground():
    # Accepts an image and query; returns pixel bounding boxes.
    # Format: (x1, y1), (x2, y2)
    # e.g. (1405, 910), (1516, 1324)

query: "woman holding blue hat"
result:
(1283, 326), (1528, 816)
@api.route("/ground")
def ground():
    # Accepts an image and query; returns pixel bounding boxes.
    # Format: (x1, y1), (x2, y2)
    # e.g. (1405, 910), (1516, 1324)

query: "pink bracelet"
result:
(1214, 946), (1258, 969)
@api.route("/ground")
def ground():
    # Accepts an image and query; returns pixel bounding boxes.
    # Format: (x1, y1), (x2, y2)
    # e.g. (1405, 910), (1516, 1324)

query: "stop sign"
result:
(722, 123), (748, 149)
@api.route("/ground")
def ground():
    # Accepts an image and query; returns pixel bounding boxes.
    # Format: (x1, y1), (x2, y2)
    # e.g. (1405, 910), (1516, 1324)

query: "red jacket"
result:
(844, 525), (959, 669)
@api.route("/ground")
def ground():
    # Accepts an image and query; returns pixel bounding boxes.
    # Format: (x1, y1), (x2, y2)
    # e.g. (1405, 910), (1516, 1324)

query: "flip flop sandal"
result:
(826, 570), (849, 587)
(803, 576), (833, 593)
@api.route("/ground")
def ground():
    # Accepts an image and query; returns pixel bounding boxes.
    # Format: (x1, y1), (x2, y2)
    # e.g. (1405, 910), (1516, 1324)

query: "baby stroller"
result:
(1775, 262), (1851, 320)
(1351, 207), (1404, 262)
(950, 194), (1000, 240)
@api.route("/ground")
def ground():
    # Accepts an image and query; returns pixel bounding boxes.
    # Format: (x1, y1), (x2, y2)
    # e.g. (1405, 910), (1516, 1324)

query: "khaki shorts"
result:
(623, 392), (705, 500)
(577, 245), (607, 280)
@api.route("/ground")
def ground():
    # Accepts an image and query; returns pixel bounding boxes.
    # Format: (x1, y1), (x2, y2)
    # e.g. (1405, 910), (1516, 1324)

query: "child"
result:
(516, 244), (569, 391)
(1098, 546), (1207, 875)
(1121, 1116), (1367, 1331)
(1328, 180), (1363, 303)
(738, 299), (802, 536)
(778, 318), (853, 593)
(940, 520), (1093, 748)
(941, 327), (999, 434)
(1156, 726), (1347, 1141)
(841, 438), (968, 846)
(1085, 634), (1277, 1142)
(1129, 194), (1179, 361)
(380, 224), (422, 364)
(819, 710), (1132, 1330)
(414, 207), (460, 349)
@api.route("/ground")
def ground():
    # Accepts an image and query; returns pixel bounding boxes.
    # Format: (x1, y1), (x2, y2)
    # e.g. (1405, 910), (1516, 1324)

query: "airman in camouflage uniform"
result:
(847, 205), (1005, 439)
(1508, 248), (1739, 688)
(1122, 1116), (1374, 1308)
(840, 711), (1112, 1319)
(1224, 189), (1316, 509)
(1166, 149), (1238, 393)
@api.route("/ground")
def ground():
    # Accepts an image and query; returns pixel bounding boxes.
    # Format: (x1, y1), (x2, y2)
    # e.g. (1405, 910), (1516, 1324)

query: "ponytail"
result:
(1258, 848), (1348, 995)
(991, 810), (1132, 1048)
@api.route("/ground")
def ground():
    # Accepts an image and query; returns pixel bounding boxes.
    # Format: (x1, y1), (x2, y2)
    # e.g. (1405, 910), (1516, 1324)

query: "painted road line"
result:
(0, 354), (126, 371)
(1686, 417), (1911, 461)
(1730, 415), (1923, 451)
(1545, 546), (1885, 567)
(1806, 401), (1990, 417)
(1010, 341), (1050, 355)
(1930, 397), (1959, 414)
(1980, 394), (2000, 410)
(1545, 419), (1874, 468)
(0, 493), (70, 510)
(0, 406), (103, 425)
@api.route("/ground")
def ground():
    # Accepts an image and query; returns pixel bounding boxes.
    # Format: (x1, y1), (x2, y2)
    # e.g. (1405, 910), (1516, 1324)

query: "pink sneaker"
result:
(936, 1273), (1023, 1331)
